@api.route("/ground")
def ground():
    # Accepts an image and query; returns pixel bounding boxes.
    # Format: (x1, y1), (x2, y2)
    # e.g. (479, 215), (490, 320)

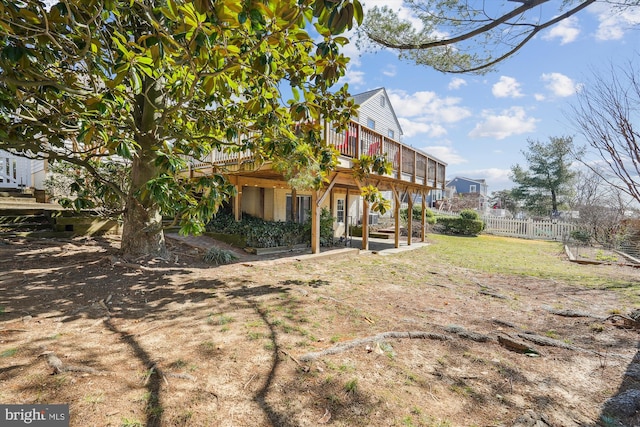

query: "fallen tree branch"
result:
(299, 331), (450, 362)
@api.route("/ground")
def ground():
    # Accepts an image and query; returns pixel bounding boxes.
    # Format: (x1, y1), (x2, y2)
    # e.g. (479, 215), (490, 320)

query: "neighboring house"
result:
(0, 150), (46, 191)
(444, 177), (489, 212)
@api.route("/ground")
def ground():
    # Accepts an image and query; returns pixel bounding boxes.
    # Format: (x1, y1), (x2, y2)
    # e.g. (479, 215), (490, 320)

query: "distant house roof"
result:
(352, 87), (404, 137)
(446, 177), (487, 186)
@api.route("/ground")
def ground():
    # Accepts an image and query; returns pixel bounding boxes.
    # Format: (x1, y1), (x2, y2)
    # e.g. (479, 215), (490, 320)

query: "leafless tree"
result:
(569, 169), (636, 247)
(570, 57), (640, 205)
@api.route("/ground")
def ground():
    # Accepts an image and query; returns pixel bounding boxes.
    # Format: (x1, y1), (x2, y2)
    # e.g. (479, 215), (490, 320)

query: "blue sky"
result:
(338, 1), (640, 193)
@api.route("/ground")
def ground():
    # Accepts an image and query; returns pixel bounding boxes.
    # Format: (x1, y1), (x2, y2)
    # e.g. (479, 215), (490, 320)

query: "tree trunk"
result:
(120, 148), (167, 258)
(551, 190), (558, 215)
(120, 197), (166, 258)
(120, 76), (167, 258)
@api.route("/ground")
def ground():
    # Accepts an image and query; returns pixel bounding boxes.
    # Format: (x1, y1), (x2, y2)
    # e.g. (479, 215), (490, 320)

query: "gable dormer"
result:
(352, 88), (403, 142)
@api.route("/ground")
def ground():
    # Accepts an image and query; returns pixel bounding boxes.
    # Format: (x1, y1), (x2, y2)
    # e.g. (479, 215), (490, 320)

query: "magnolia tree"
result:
(0, 0), (363, 257)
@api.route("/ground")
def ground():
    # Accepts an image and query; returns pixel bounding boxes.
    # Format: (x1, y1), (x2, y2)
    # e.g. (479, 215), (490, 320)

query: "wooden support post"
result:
(311, 174), (338, 254)
(391, 186), (400, 249)
(362, 197), (369, 251)
(311, 190), (320, 254)
(421, 192), (427, 242)
(406, 192), (413, 246)
(233, 186), (242, 221)
(345, 191), (350, 241)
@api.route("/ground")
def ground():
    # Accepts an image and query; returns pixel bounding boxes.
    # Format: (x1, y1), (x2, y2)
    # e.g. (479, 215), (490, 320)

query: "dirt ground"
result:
(1, 234), (639, 427)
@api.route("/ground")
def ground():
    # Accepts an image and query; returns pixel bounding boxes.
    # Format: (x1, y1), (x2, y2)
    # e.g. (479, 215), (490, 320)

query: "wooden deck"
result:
(182, 120), (446, 254)
(186, 120), (446, 192)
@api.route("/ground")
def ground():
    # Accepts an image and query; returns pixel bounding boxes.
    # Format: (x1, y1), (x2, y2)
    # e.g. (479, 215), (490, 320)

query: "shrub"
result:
(303, 207), (335, 246)
(435, 211), (484, 236)
(206, 211), (310, 248)
(570, 229), (591, 245)
(350, 225), (363, 237)
(400, 205), (437, 224)
(460, 209), (480, 220)
(203, 247), (238, 265)
(206, 208), (339, 249)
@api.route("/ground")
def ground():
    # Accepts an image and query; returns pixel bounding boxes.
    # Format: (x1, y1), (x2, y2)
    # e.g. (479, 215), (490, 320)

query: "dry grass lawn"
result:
(1, 233), (639, 427)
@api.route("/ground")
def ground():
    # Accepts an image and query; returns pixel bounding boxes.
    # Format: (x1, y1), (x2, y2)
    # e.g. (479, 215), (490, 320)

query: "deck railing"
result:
(188, 120), (446, 189)
(325, 120), (446, 189)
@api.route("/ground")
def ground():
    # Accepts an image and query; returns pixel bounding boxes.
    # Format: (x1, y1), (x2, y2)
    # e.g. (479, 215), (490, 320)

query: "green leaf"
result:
(130, 68), (142, 94)
(116, 142), (132, 159)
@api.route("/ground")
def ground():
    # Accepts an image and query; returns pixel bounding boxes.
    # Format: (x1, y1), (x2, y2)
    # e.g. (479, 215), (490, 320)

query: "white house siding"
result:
(31, 158), (47, 190)
(0, 150), (34, 189)
(263, 188), (275, 221)
(354, 89), (403, 143)
(241, 186), (262, 217)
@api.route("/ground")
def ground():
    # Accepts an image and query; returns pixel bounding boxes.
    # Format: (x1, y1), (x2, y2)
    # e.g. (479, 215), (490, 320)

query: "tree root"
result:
(497, 335), (541, 356)
(299, 331), (450, 362)
(605, 314), (640, 329)
(542, 306), (605, 320)
(444, 325), (491, 342)
(299, 322), (634, 363)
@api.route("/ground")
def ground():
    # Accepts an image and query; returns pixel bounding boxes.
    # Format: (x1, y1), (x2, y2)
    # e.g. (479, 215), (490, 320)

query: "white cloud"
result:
(381, 0), (424, 30)
(420, 145), (467, 165)
(534, 93), (546, 101)
(590, 3), (640, 41)
(398, 118), (447, 138)
(385, 89), (472, 141)
(387, 89), (472, 123)
(542, 16), (580, 45)
(448, 77), (467, 90)
(540, 72), (580, 97)
(492, 76), (524, 98)
(382, 64), (397, 77)
(341, 67), (365, 87)
(468, 107), (538, 140)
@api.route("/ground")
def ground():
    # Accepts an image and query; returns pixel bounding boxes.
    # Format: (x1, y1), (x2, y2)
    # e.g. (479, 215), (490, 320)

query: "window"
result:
(380, 96), (386, 107)
(336, 199), (345, 223)
(286, 195), (311, 223)
(469, 184), (477, 193)
(369, 213), (379, 225)
(388, 129), (394, 139)
(367, 118), (375, 129)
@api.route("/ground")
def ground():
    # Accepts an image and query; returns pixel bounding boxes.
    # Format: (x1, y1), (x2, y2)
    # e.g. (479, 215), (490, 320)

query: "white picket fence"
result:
(481, 215), (578, 241)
